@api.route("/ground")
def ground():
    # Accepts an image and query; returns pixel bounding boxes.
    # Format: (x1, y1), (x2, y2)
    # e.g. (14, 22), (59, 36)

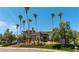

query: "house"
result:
(23, 28), (51, 42)
(23, 28), (67, 44)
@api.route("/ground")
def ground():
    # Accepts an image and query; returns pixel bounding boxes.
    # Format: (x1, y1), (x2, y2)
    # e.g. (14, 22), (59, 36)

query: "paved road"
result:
(0, 47), (62, 52)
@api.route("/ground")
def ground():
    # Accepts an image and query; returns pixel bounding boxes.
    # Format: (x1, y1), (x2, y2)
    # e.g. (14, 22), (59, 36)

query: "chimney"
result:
(32, 27), (35, 33)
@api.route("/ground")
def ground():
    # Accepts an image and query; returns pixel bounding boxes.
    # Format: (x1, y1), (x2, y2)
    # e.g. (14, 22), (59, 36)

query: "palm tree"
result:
(16, 24), (19, 36)
(33, 13), (38, 31)
(58, 12), (63, 42)
(24, 7), (30, 14)
(22, 20), (26, 31)
(28, 18), (32, 44)
(51, 13), (55, 43)
(29, 18), (32, 23)
(33, 13), (41, 45)
(24, 7), (30, 44)
(28, 18), (32, 31)
(18, 15), (23, 33)
(51, 13), (55, 31)
(24, 7), (30, 30)
(58, 12), (62, 29)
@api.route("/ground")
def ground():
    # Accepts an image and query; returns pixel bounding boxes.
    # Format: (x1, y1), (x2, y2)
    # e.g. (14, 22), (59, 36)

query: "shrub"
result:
(52, 44), (63, 49)
(62, 44), (75, 49)
(52, 44), (75, 49)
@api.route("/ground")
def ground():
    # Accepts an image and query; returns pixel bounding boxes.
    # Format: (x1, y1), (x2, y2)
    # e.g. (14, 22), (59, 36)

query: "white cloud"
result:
(0, 21), (16, 34)
(10, 25), (16, 32)
(0, 21), (6, 27)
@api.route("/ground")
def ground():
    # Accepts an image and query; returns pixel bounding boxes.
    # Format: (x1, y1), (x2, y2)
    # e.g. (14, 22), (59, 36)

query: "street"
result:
(0, 47), (62, 52)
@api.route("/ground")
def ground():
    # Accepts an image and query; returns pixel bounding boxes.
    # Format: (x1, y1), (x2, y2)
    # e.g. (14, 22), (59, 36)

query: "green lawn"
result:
(20, 44), (76, 52)
(32, 44), (75, 52)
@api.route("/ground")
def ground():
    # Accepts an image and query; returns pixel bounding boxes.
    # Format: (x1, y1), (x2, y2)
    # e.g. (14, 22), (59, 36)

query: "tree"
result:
(51, 21), (76, 44)
(58, 12), (63, 32)
(0, 34), (2, 44)
(52, 28), (60, 42)
(60, 21), (74, 44)
(16, 24), (19, 36)
(75, 32), (79, 46)
(58, 12), (64, 43)
(50, 13), (55, 43)
(24, 7), (30, 30)
(51, 13), (55, 31)
(60, 21), (69, 44)
(18, 32), (28, 43)
(33, 13), (40, 44)
(22, 20), (26, 31)
(33, 13), (38, 31)
(28, 18), (32, 43)
(24, 7), (30, 14)
(29, 18), (32, 23)
(18, 15), (23, 33)
(24, 7), (30, 45)
(2, 28), (16, 46)
(58, 12), (62, 23)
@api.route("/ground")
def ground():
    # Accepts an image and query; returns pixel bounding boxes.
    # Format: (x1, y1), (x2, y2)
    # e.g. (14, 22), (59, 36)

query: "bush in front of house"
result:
(62, 44), (75, 49)
(52, 44), (63, 49)
(52, 44), (75, 49)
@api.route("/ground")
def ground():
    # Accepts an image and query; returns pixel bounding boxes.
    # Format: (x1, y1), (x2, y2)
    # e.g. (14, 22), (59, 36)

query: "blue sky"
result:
(0, 7), (79, 34)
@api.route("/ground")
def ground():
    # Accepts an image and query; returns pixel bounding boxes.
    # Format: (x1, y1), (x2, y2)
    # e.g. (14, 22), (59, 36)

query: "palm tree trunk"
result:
(20, 20), (22, 33)
(60, 16), (62, 30)
(52, 17), (54, 30)
(60, 16), (63, 43)
(16, 27), (19, 44)
(17, 28), (18, 37)
(26, 13), (30, 45)
(35, 19), (39, 44)
(52, 17), (54, 44)
(35, 19), (38, 31)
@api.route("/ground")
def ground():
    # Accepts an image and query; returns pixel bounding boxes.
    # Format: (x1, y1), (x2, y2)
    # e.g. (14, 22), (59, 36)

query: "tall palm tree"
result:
(24, 7), (30, 14)
(58, 12), (62, 29)
(28, 18), (32, 44)
(51, 13), (55, 43)
(16, 24), (19, 36)
(18, 15), (23, 33)
(24, 7), (30, 30)
(22, 20), (26, 31)
(29, 18), (32, 23)
(51, 13), (55, 31)
(24, 7), (30, 44)
(33, 13), (38, 31)
(28, 18), (32, 30)
(58, 12), (63, 40)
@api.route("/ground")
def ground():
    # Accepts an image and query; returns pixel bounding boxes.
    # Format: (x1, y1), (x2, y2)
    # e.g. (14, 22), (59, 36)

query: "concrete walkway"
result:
(0, 47), (65, 52)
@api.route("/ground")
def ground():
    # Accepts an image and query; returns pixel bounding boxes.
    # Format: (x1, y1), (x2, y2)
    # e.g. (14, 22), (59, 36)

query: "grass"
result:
(60, 48), (75, 52)
(20, 44), (75, 52)
(31, 44), (53, 49)
(33, 44), (75, 52)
